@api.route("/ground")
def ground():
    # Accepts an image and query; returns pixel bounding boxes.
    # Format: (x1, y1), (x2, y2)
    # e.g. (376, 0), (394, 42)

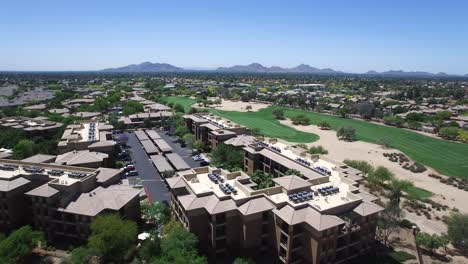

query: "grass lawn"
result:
(388, 251), (416, 263)
(159, 96), (468, 178)
(404, 185), (433, 200)
(208, 108), (320, 143)
(160, 96), (196, 113)
(281, 107), (468, 179)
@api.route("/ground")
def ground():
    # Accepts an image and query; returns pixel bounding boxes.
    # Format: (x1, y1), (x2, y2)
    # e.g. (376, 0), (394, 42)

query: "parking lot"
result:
(123, 130), (203, 202)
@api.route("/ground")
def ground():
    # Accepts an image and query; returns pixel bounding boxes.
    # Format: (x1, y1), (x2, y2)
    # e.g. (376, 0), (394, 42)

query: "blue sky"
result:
(1, 0), (467, 74)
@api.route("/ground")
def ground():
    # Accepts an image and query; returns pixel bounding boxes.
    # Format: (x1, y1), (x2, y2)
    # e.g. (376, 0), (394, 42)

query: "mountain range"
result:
(101, 62), (183, 72)
(100, 61), (468, 77)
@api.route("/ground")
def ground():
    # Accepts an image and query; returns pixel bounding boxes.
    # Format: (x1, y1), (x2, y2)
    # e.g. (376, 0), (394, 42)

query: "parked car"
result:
(192, 155), (203, 161)
(124, 164), (135, 171)
(125, 170), (138, 177)
(200, 161), (210, 166)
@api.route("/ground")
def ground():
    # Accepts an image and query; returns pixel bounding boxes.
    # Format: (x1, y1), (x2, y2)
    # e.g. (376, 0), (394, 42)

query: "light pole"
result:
(412, 226), (424, 264)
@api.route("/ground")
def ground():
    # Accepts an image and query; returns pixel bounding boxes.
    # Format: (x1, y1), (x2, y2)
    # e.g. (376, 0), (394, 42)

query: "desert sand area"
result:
(194, 99), (270, 112)
(279, 119), (468, 217)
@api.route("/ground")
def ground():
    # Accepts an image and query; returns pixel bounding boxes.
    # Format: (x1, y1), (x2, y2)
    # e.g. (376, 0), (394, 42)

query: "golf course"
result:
(162, 96), (468, 179)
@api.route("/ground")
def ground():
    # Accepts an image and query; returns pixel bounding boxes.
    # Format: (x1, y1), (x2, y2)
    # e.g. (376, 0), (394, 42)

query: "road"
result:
(125, 130), (203, 203)
(157, 130), (202, 168)
(126, 132), (169, 202)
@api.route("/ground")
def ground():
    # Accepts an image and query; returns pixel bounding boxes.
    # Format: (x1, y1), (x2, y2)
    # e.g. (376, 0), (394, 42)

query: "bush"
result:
(272, 108), (284, 119)
(291, 114), (310, 125)
(317, 120), (331, 130)
(409, 163), (427, 173)
(438, 127), (460, 140)
(343, 159), (373, 174)
(308, 145), (328, 155)
(336, 126), (356, 141)
(399, 219), (418, 229)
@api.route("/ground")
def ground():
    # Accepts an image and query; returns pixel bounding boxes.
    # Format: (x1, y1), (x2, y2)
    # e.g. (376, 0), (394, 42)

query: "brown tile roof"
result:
(273, 175), (312, 191)
(352, 201), (384, 216)
(238, 197), (274, 216)
(273, 206), (344, 231)
(62, 185), (141, 216)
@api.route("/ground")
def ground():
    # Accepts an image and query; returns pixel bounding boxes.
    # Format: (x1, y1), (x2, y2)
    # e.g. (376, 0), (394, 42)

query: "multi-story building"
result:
(0, 116), (63, 135)
(167, 162), (382, 264)
(118, 112), (173, 128)
(183, 114), (250, 148)
(243, 138), (365, 184)
(58, 121), (116, 154)
(0, 159), (140, 242)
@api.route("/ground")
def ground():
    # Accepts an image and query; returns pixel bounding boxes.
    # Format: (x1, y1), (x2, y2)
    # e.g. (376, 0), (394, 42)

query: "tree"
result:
(88, 214), (138, 262)
(358, 102), (375, 119)
(343, 160), (373, 175)
(383, 115), (403, 127)
(153, 220), (207, 264)
(12, 139), (35, 159)
(447, 213), (468, 249)
(291, 114), (310, 125)
(123, 101), (144, 115)
(210, 144), (243, 171)
(138, 232), (161, 262)
(377, 202), (403, 245)
(368, 166), (394, 186)
(336, 126), (356, 141)
(183, 133), (194, 148)
(250, 170), (274, 189)
(272, 108), (284, 120)
(0, 225), (44, 264)
(233, 258), (255, 264)
(317, 120), (331, 130)
(308, 145), (328, 155)
(389, 179), (413, 206)
(68, 247), (94, 264)
(336, 107), (350, 118)
(161, 170), (175, 178)
(407, 120), (422, 130)
(141, 200), (170, 226)
(250, 127), (262, 136)
(438, 127), (460, 140)
(416, 232), (447, 256)
(174, 103), (185, 113)
(192, 140), (205, 151)
(245, 105), (253, 111)
(435, 111), (452, 120)
(285, 169), (304, 177)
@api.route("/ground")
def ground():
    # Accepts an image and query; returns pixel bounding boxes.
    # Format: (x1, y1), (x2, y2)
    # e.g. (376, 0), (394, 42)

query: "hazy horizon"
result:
(2, 0), (468, 74)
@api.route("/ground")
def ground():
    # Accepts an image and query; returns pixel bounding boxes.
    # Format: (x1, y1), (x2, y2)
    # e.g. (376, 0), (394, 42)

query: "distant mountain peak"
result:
(99, 61), (466, 77)
(216, 63), (339, 74)
(101, 61), (183, 72)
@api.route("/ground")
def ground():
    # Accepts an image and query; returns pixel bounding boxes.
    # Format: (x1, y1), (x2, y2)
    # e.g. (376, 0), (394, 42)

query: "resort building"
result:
(54, 150), (109, 168)
(167, 163), (382, 264)
(0, 159), (140, 241)
(183, 114), (250, 148)
(243, 138), (365, 183)
(58, 121), (116, 154)
(0, 116), (63, 134)
(118, 112), (173, 128)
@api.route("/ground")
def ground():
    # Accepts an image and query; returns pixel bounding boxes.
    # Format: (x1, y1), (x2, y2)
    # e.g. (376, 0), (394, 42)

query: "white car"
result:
(192, 155), (203, 161)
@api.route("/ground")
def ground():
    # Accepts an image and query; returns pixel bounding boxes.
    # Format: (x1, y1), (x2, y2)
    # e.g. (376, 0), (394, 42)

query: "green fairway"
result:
(404, 186), (432, 200)
(208, 108), (320, 143)
(160, 96), (468, 178)
(280, 107), (468, 178)
(160, 96), (196, 113)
